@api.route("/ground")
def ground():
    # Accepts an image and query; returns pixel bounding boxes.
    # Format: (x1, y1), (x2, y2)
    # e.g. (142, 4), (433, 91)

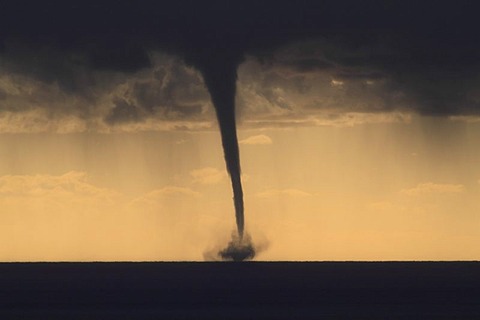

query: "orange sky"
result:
(1, 44), (480, 261)
(1, 114), (479, 261)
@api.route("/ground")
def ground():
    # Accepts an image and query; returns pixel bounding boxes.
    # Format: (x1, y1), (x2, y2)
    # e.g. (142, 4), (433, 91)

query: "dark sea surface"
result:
(1, 262), (480, 319)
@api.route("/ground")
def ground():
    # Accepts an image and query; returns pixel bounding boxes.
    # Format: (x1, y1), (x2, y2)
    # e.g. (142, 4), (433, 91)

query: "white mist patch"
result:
(239, 134), (273, 145)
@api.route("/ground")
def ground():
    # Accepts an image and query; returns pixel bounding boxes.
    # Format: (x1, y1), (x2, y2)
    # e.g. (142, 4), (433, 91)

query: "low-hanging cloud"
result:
(190, 167), (226, 185)
(256, 188), (313, 199)
(1, 2), (480, 133)
(0, 171), (119, 205)
(235, 38), (480, 126)
(0, 51), (214, 133)
(132, 187), (201, 206)
(400, 183), (465, 197)
(239, 134), (273, 145)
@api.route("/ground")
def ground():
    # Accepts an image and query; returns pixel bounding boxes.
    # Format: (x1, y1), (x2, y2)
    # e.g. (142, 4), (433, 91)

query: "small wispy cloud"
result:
(330, 79), (344, 87)
(190, 167), (226, 185)
(152, 186), (201, 197)
(0, 171), (120, 206)
(127, 186), (201, 211)
(243, 112), (412, 129)
(400, 182), (465, 196)
(256, 188), (312, 199)
(132, 186), (200, 204)
(239, 134), (273, 145)
(449, 115), (480, 123)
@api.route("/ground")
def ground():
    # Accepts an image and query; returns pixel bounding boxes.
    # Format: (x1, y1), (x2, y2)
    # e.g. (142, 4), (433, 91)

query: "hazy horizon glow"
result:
(1, 114), (479, 261)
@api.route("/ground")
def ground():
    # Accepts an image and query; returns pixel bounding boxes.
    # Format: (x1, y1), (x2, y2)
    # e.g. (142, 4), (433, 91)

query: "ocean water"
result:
(1, 262), (480, 319)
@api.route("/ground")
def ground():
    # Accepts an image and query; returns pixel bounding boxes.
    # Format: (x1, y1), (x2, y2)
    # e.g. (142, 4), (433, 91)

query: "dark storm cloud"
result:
(1, 42), (95, 97)
(0, 49), (212, 132)
(316, 33), (480, 116)
(278, 58), (336, 74)
(103, 57), (210, 126)
(0, 88), (6, 101)
(236, 29), (480, 121)
(104, 97), (142, 125)
(89, 45), (151, 73)
(335, 71), (386, 81)
(1, 0), (480, 120)
(235, 49), (410, 125)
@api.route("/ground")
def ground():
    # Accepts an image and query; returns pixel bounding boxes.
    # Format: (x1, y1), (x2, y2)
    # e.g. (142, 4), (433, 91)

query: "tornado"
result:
(194, 54), (245, 239)
(188, 48), (257, 260)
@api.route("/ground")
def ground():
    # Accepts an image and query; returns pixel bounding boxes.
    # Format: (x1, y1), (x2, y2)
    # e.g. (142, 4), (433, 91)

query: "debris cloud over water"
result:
(204, 232), (268, 262)
(219, 232), (255, 261)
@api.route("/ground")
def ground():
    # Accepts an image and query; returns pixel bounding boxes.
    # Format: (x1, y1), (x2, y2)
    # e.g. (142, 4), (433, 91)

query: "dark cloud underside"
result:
(1, 0), (479, 124)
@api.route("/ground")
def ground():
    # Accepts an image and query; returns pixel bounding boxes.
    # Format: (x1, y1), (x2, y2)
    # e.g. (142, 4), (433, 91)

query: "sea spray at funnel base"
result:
(219, 233), (255, 261)
(203, 232), (261, 261)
